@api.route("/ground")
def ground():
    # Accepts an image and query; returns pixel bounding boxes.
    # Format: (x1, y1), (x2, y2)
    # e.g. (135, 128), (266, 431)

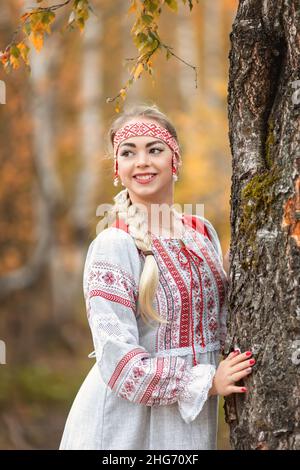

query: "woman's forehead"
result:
(119, 136), (165, 148)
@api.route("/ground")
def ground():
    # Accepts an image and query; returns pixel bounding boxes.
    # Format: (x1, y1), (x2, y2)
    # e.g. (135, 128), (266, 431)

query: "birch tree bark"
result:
(225, 0), (300, 450)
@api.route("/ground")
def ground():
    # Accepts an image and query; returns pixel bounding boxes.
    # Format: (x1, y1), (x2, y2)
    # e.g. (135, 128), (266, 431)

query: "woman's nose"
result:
(136, 151), (151, 165)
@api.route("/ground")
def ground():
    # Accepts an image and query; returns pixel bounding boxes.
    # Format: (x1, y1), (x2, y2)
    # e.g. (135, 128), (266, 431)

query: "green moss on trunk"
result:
(239, 164), (281, 269)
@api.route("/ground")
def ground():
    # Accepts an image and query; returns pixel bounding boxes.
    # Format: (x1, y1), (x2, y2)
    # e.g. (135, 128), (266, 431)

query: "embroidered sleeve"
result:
(177, 364), (217, 424)
(83, 228), (207, 408)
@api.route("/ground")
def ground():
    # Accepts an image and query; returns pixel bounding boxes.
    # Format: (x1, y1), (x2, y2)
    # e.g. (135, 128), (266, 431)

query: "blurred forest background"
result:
(0, 0), (237, 449)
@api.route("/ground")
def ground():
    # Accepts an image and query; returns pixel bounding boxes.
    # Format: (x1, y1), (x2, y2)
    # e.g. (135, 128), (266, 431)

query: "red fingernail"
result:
(241, 387), (247, 392)
(246, 351), (252, 356)
(249, 359), (255, 365)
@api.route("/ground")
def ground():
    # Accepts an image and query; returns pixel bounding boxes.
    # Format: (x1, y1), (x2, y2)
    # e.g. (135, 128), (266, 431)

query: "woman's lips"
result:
(133, 174), (157, 184)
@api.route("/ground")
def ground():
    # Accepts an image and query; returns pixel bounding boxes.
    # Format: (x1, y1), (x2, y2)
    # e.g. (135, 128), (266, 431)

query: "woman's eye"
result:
(120, 147), (163, 157)
(150, 147), (163, 154)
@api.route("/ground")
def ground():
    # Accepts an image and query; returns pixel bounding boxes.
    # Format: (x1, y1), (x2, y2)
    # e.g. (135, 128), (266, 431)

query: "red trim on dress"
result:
(108, 348), (146, 390)
(152, 237), (191, 348)
(140, 357), (165, 404)
(110, 213), (213, 367)
(89, 289), (134, 310)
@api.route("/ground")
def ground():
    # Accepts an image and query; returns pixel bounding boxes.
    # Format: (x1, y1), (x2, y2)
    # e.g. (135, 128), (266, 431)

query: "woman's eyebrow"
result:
(120, 140), (164, 148)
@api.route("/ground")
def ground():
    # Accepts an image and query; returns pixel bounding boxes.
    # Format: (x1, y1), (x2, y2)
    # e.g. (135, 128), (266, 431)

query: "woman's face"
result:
(116, 118), (175, 206)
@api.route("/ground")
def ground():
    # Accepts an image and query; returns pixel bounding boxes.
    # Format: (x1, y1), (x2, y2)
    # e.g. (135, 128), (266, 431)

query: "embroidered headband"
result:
(113, 121), (180, 158)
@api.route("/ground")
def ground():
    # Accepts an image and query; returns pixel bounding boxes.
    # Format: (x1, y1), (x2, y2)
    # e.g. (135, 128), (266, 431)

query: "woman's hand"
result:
(208, 350), (255, 397)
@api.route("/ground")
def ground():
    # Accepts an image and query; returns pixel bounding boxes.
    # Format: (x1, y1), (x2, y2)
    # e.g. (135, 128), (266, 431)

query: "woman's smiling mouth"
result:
(133, 173), (157, 184)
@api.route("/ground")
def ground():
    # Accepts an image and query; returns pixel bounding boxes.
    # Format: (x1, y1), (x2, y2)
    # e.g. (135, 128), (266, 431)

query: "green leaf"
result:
(10, 45), (20, 58)
(41, 11), (55, 24)
(141, 14), (154, 25)
(147, 1), (159, 13)
(136, 32), (148, 45)
(23, 22), (32, 36)
(165, 0), (178, 12)
(148, 30), (159, 41)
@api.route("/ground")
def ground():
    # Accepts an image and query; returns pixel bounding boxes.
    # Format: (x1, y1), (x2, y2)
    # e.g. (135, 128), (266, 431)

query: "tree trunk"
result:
(225, 0), (300, 450)
(176, 2), (198, 111)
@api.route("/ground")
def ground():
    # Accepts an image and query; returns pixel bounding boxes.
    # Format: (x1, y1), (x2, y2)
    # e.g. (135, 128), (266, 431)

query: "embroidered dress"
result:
(59, 214), (228, 450)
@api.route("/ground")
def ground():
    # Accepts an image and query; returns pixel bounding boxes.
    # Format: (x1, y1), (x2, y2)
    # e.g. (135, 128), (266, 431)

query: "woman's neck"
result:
(127, 192), (185, 238)
(139, 205), (185, 238)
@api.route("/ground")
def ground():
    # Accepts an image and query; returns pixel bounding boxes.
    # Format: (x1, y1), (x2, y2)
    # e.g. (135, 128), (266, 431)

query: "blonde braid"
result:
(106, 188), (168, 325)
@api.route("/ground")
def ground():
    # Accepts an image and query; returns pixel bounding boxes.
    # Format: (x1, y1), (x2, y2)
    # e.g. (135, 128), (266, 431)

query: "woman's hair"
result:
(100, 103), (181, 325)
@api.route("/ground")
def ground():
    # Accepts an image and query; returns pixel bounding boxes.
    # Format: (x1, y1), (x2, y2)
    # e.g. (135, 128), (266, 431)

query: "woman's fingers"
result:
(231, 358), (255, 374)
(226, 385), (248, 395)
(228, 350), (253, 366)
(226, 350), (241, 360)
(229, 367), (252, 383)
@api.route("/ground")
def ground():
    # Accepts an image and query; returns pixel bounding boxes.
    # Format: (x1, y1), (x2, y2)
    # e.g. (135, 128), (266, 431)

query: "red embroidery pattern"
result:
(108, 348), (146, 389)
(140, 357), (165, 404)
(87, 260), (138, 317)
(188, 231), (227, 345)
(89, 290), (133, 310)
(113, 121), (180, 157)
(152, 237), (191, 348)
(148, 227), (227, 354)
(115, 354), (187, 406)
(191, 232), (226, 309)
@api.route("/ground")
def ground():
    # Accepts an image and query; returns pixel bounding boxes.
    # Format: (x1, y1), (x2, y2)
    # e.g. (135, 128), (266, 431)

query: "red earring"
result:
(172, 155), (178, 182)
(114, 158), (119, 187)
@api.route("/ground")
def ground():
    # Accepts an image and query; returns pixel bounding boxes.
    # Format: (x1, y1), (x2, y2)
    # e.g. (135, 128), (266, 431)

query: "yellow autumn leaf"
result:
(120, 88), (127, 100)
(77, 17), (85, 32)
(29, 32), (44, 52)
(127, 0), (137, 14)
(133, 62), (144, 80)
(10, 55), (20, 69)
(43, 24), (51, 34)
(17, 42), (30, 65)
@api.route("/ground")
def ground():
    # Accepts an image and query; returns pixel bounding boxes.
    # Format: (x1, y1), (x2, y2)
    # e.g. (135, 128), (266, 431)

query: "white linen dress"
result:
(59, 214), (228, 450)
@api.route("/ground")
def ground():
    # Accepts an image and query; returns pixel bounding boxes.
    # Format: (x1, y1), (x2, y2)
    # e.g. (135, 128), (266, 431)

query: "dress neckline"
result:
(149, 216), (193, 241)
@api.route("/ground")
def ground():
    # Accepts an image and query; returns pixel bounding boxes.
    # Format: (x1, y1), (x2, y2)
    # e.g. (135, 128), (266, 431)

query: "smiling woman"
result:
(119, 138), (164, 185)
(114, 119), (181, 190)
(58, 104), (247, 451)
(116, 132), (174, 202)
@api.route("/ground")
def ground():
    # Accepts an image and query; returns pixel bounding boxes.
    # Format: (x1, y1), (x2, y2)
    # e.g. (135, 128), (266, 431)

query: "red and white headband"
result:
(113, 121), (180, 159)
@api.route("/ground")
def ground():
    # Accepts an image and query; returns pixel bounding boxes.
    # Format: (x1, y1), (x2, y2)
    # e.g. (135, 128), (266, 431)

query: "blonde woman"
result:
(59, 104), (255, 450)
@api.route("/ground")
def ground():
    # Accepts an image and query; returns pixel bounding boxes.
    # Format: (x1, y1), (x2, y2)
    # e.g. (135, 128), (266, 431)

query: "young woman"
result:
(59, 104), (255, 450)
